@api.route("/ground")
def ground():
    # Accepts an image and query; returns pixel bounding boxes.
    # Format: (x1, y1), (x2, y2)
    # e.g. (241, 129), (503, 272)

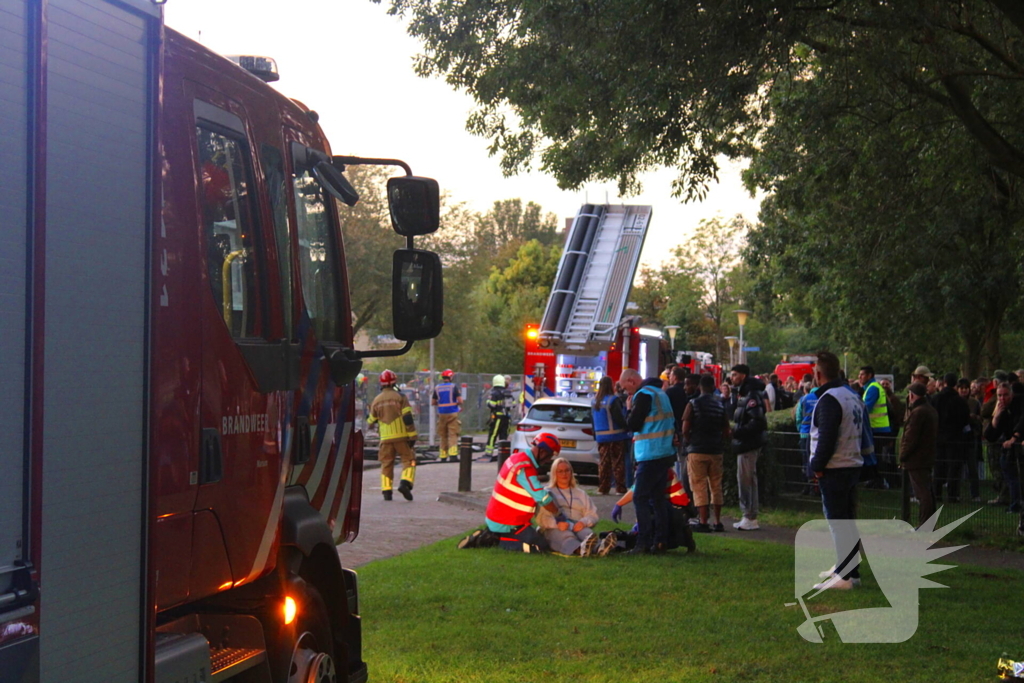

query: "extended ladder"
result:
(539, 204), (652, 353)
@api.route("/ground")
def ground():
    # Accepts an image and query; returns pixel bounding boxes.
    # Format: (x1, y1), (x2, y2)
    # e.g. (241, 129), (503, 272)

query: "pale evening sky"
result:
(163, 0), (762, 268)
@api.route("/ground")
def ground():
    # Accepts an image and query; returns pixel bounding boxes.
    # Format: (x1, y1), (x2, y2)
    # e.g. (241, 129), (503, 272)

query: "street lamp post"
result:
(724, 336), (738, 369)
(665, 325), (680, 352)
(733, 310), (752, 365)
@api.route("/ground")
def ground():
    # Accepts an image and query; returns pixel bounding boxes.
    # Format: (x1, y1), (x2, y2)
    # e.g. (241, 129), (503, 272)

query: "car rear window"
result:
(528, 404), (592, 424)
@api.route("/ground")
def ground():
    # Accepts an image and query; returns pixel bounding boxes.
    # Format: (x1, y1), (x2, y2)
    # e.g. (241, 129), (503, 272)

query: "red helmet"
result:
(379, 369), (397, 386)
(441, 369), (454, 380)
(532, 432), (561, 456)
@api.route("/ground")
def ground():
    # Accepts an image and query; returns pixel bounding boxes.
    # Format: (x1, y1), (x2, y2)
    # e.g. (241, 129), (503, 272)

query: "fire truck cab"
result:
(0, 1), (441, 681)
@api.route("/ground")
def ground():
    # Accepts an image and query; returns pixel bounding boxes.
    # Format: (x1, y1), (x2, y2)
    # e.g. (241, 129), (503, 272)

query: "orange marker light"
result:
(283, 596), (297, 625)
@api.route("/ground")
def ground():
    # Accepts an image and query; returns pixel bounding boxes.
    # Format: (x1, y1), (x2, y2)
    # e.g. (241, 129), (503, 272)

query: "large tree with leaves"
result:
(743, 45), (1024, 376)
(382, 0), (1024, 201)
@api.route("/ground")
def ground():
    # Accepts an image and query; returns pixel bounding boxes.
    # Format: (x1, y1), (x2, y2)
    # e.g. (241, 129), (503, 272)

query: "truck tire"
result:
(267, 578), (338, 683)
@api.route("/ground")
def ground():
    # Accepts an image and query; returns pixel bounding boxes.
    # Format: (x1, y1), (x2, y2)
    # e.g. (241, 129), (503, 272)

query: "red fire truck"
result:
(0, 2), (441, 681)
(523, 319), (670, 403)
(675, 351), (724, 388)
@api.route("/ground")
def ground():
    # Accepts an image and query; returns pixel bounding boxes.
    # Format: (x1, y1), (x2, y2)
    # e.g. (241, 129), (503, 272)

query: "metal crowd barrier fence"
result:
(356, 372), (527, 449)
(764, 431), (1021, 538)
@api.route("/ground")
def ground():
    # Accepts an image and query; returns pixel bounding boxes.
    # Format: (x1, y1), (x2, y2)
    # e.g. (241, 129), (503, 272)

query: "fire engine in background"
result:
(774, 355), (818, 386)
(524, 318), (672, 403)
(0, 2), (442, 682)
(675, 351), (724, 388)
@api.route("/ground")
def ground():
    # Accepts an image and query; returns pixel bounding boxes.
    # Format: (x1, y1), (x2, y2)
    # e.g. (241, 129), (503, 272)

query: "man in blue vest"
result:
(432, 369), (463, 462)
(620, 368), (677, 554)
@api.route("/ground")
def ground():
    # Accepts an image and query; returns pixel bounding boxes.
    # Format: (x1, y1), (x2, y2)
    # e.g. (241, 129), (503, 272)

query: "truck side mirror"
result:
(387, 176), (439, 236)
(392, 249), (442, 341)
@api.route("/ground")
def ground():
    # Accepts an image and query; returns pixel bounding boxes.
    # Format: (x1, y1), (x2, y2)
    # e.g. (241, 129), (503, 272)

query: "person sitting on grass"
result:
(535, 457), (601, 556)
(609, 469), (696, 553)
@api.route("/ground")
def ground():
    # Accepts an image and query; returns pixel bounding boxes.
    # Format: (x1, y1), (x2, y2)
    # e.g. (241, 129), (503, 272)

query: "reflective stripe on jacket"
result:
(486, 451), (547, 527)
(368, 387), (417, 443)
(666, 469), (691, 507)
(633, 386), (675, 461)
(592, 395), (629, 443)
(435, 382), (460, 414)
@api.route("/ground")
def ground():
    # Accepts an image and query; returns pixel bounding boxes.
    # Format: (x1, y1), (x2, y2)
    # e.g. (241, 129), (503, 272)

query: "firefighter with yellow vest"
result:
(368, 369), (418, 501)
(486, 375), (512, 458)
(857, 366), (891, 436)
(432, 369), (463, 462)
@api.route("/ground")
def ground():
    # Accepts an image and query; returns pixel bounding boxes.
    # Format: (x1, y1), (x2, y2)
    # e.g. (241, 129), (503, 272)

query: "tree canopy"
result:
(384, 0), (1024, 201)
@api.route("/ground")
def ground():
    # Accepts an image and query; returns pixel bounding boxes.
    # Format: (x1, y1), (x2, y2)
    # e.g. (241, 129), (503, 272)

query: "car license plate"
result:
(560, 439), (576, 449)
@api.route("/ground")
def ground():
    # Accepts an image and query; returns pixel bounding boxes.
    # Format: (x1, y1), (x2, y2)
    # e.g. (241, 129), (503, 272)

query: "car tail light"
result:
(582, 428), (594, 436)
(517, 424), (541, 432)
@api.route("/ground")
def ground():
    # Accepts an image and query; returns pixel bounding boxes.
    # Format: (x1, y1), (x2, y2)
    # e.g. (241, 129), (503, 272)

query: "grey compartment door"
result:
(0, 0), (30, 601)
(39, 0), (159, 680)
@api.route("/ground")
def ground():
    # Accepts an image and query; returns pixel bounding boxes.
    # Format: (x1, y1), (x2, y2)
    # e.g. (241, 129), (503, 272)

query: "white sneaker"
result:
(734, 517), (760, 531)
(818, 565), (837, 579)
(813, 573), (860, 590)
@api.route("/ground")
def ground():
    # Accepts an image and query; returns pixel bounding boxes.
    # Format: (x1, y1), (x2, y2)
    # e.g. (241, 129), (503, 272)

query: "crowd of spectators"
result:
(461, 354), (1024, 562)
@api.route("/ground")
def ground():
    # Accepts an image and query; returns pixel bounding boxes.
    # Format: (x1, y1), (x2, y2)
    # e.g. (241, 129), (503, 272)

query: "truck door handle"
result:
(200, 428), (223, 484)
(294, 417), (311, 465)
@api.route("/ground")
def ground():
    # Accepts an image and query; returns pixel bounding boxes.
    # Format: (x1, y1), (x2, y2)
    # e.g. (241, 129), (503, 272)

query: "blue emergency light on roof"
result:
(227, 55), (280, 82)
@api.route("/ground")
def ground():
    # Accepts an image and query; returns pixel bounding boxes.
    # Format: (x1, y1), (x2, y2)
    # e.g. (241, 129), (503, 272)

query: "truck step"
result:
(210, 646), (266, 682)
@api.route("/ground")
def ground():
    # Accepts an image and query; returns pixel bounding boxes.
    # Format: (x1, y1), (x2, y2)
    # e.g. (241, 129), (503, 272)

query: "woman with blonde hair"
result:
(535, 457), (601, 555)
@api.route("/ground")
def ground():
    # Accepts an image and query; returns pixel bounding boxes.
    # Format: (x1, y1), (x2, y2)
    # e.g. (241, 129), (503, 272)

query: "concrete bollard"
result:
(497, 440), (511, 471)
(458, 436), (474, 492)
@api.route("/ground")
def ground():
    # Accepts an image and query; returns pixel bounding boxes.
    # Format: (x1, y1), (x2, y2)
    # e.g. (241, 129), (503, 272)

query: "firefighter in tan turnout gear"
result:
(368, 369), (418, 500)
(432, 368), (463, 462)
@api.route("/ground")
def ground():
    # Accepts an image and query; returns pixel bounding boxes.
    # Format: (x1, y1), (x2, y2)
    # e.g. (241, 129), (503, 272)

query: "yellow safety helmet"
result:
(492, 374), (506, 387)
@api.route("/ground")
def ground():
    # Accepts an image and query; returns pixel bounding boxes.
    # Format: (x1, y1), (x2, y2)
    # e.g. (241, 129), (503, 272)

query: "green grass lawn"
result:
(357, 525), (1023, 683)
(718, 503), (1024, 552)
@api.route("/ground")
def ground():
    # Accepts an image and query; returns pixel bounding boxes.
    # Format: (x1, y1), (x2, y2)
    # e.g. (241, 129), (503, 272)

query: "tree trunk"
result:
(981, 304), (1006, 374)
(960, 327), (983, 379)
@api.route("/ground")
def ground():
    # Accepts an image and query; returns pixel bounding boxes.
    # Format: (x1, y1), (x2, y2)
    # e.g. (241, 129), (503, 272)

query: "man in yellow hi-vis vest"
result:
(369, 369), (418, 501)
(857, 366), (890, 436)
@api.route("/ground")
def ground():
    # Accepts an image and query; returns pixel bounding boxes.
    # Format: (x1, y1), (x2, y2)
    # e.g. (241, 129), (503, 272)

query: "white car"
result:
(511, 396), (599, 475)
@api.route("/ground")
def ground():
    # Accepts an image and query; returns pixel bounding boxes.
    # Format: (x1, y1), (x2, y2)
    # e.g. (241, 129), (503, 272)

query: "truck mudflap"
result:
(342, 568), (367, 683)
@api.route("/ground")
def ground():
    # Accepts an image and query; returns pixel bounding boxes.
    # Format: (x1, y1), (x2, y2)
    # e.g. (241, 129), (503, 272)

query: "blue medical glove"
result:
(611, 504), (623, 524)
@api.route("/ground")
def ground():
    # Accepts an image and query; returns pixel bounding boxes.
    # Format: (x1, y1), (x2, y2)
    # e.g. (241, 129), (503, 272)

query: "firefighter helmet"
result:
(492, 374), (506, 387)
(379, 369), (397, 386)
(441, 369), (455, 380)
(532, 432), (561, 455)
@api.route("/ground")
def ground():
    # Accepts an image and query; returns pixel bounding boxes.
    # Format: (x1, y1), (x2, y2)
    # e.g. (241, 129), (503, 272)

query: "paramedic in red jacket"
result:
(485, 433), (565, 552)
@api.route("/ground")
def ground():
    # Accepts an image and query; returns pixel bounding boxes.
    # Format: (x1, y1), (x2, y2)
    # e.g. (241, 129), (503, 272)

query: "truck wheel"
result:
(268, 580), (338, 683)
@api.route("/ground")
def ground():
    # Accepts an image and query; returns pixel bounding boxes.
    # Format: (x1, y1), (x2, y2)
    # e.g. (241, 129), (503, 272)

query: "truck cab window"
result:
(293, 166), (341, 342)
(262, 144), (292, 337)
(197, 126), (262, 338)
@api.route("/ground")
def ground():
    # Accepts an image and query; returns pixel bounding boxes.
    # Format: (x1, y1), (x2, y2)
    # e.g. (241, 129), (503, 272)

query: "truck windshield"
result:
(293, 167), (342, 342)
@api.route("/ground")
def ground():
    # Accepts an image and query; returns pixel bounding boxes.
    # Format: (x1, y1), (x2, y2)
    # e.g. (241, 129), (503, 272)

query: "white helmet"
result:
(492, 374), (506, 387)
